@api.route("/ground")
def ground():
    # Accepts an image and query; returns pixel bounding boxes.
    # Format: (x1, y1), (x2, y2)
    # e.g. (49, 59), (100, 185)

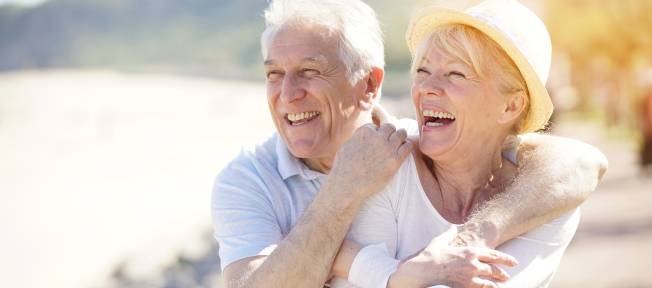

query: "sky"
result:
(0, 0), (48, 6)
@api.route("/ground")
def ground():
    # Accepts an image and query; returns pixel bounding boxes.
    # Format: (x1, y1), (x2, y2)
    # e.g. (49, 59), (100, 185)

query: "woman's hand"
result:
(388, 227), (518, 288)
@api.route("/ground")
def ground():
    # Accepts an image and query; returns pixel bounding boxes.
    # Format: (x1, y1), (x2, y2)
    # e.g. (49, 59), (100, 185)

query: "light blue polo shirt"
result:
(212, 133), (328, 271)
(212, 118), (418, 271)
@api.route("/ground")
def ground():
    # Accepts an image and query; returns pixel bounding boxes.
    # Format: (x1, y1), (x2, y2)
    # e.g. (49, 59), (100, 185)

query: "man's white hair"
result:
(261, 0), (385, 84)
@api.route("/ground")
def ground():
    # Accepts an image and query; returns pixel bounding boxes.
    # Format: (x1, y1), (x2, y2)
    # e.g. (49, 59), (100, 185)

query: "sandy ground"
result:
(0, 70), (275, 288)
(547, 122), (652, 287)
(1, 70), (650, 287)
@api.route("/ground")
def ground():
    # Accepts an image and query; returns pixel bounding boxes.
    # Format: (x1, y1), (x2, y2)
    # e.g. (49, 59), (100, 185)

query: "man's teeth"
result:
(288, 111), (319, 122)
(422, 110), (455, 120)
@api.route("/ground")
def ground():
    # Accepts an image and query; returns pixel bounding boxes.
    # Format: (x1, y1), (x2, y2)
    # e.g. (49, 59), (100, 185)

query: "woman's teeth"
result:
(287, 111), (320, 124)
(422, 110), (455, 119)
(426, 122), (444, 127)
(423, 109), (455, 127)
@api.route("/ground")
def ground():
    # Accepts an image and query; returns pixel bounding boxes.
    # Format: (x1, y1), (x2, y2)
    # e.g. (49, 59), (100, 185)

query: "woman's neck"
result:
(420, 133), (514, 223)
(436, 153), (503, 218)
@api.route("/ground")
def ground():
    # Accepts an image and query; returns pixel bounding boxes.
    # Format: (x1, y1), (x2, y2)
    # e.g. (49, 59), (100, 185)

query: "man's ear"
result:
(358, 67), (384, 111)
(498, 91), (527, 125)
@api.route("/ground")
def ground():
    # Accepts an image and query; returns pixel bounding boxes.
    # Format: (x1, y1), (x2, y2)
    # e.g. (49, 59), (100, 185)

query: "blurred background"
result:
(1, 0), (650, 287)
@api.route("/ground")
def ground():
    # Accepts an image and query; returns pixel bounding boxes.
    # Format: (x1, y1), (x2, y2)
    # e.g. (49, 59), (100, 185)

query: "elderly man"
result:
(212, 1), (607, 287)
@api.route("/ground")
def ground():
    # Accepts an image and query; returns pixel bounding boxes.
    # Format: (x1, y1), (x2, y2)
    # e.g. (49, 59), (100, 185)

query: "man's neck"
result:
(302, 156), (334, 174)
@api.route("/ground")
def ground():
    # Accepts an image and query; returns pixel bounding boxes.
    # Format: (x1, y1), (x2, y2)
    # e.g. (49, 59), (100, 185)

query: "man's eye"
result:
(266, 71), (283, 81)
(302, 69), (319, 77)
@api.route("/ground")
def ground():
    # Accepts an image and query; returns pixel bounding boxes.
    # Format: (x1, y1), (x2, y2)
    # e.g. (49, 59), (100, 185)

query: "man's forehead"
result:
(266, 26), (339, 58)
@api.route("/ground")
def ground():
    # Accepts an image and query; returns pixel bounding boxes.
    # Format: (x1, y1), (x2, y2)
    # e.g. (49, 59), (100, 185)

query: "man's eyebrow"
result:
(301, 56), (327, 64)
(264, 56), (328, 66)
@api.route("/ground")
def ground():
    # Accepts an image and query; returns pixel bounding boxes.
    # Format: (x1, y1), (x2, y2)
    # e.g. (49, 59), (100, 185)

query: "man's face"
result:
(264, 26), (367, 162)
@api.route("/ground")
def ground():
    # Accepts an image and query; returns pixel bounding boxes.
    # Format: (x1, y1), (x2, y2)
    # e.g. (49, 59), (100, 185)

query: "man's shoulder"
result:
(216, 133), (282, 188)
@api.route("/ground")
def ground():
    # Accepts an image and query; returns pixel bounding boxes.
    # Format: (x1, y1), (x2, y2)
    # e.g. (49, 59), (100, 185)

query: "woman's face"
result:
(411, 44), (510, 159)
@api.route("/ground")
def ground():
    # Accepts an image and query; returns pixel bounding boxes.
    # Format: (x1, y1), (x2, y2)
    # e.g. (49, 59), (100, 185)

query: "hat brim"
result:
(406, 7), (553, 134)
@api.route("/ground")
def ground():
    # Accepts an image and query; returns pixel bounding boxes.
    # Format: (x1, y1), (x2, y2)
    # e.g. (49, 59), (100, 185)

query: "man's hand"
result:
(388, 227), (518, 288)
(329, 123), (412, 200)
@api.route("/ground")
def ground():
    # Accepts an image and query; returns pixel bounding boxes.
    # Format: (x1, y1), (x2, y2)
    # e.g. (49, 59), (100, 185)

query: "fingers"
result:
(361, 122), (378, 131)
(476, 249), (519, 267)
(377, 123), (396, 140)
(389, 128), (407, 146)
(475, 262), (510, 282)
(470, 277), (498, 288)
(396, 140), (412, 161)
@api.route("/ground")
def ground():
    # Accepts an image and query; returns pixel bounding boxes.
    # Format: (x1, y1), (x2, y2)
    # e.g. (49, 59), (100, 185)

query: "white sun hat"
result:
(406, 0), (554, 133)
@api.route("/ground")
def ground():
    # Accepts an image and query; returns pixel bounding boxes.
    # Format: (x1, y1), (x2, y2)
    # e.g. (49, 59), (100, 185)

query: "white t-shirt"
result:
(331, 154), (581, 288)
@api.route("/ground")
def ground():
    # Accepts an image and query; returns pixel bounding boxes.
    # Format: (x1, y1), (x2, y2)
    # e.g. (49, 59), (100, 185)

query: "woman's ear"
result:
(498, 91), (527, 125)
(358, 67), (384, 111)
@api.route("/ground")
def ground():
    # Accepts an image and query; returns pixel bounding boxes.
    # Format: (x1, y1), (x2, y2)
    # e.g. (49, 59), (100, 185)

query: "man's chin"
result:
(287, 140), (318, 158)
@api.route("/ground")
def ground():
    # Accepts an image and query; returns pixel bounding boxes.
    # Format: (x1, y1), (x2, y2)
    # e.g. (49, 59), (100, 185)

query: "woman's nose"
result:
(416, 75), (445, 97)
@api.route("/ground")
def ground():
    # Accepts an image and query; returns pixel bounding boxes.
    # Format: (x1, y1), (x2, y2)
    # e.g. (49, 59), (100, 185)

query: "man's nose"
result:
(280, 74), (307, 103)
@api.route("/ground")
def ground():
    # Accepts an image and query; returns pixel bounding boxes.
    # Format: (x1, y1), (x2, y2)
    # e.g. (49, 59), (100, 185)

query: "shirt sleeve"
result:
(499, 208), (581, 287)
(211, 152), (283, 271)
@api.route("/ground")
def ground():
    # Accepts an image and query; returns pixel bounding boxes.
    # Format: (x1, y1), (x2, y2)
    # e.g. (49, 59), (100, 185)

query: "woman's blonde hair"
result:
(412, 24), (530, 133)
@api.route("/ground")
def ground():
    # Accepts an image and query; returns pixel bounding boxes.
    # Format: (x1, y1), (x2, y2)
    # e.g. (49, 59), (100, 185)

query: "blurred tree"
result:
(546, 0), (652, 129)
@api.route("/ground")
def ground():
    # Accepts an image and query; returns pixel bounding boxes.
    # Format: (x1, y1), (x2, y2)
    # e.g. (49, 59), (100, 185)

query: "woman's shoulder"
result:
(364, 152), (419, 208)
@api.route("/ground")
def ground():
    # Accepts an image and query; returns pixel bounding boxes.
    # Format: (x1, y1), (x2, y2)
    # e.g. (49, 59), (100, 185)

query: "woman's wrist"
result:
(387, 257), (428, 288)
(330, 239), (361, 279)
(348, 244), (401, 287)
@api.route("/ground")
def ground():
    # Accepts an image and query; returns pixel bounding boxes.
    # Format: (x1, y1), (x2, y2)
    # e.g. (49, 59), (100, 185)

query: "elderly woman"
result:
(329, 0), (584, 287)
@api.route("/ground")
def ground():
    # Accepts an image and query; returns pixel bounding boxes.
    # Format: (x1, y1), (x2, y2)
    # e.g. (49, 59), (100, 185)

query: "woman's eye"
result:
(446, 71), (466, 80)
(416, 68), (430, 75)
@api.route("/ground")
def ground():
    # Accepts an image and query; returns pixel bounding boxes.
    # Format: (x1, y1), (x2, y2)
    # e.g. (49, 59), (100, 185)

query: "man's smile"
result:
(286, 111), (321, 126)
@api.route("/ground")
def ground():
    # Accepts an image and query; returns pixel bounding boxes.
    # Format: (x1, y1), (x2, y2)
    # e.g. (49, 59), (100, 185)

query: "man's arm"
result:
(221, 124), (411, 288)
(352, 134), (606, 288)
(455, 133), (608, 248)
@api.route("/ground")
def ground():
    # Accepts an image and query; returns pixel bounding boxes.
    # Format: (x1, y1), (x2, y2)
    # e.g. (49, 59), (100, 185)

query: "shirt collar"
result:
(275, 134), (325, 180)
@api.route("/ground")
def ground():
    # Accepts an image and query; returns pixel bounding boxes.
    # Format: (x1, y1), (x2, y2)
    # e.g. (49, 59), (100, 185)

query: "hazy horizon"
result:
(0, 0), (47, 5)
